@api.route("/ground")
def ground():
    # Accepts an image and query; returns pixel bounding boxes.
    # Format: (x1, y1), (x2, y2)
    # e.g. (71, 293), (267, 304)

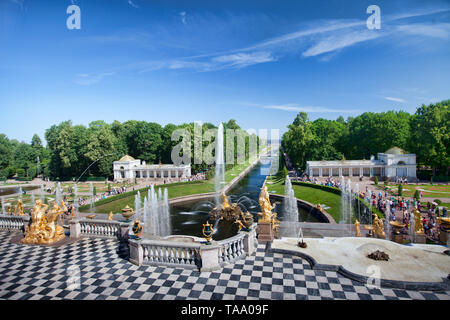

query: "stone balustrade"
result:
(130, 239), (202, 269)
(129, 224), (257, 272)
(69, 219), (129, 240)
(217, 233), (246, 265)
(0, 215), (30, 231)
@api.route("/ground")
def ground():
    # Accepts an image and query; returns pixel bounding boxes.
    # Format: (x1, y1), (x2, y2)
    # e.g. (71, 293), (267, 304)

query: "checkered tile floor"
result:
(0, 230), (449, 300)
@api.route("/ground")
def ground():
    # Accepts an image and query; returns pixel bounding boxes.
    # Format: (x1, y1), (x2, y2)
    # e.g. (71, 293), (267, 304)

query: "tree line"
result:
(0, 119), (260, 181)
(281, 100), (449, 176)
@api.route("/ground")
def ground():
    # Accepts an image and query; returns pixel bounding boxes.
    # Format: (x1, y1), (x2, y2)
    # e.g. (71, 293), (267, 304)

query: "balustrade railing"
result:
(140, 240), (201, 269)
(217, 232), (246, 265)
(0, 215), (28, 231)
(78, 219), (121, 238)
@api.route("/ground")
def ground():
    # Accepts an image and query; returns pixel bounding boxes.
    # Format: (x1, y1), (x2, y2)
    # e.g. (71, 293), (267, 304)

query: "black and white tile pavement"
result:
(0, 230), (449, 300)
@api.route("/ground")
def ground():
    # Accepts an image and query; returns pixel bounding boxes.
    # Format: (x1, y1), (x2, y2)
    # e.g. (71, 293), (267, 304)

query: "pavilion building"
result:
(113, 155), (191, 182)
(305, 147), (416, 180)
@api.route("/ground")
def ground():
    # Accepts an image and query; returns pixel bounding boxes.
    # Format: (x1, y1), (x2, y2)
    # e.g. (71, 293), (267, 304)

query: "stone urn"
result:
(121, 205), (134, 222)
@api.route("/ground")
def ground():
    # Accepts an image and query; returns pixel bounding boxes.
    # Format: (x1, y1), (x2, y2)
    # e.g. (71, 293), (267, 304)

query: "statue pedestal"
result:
(257, 222), (274, 244)
(439, 229), (449, 246)
(413, 233), (426, 244)
(392, 234), (403, 244)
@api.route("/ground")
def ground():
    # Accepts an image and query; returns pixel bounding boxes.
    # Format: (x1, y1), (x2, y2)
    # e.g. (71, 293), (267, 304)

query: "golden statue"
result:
(17, 199), (24, 216)
(373, 215), (385, 238)
(354, 219), (362, 237)
(221, 192), (231, 209)
(234, 211), (254, 231)
(272, 212), (280, 237)
(108, 211), (114, 221)
(258, 186), (275, 223)
(209, 193), (242, 221)
(22, 200), (67, 245)
(413, 208), (424, 234)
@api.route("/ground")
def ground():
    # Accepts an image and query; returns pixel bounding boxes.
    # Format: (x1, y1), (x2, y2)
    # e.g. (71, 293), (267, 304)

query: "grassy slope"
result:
(266, 177), (342, 222)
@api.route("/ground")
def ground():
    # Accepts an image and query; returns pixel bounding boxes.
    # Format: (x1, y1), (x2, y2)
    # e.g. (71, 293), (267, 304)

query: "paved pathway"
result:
(0, 230), (448, 300)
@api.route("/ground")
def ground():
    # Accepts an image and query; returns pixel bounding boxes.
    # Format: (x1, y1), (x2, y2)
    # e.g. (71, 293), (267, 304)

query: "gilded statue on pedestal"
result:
(258, 186), (275, 223)
(22, 200), (68, 245)
(373, 215), (385, 238)
(413, 208), (424, 234)
(17, 199), (24, 216)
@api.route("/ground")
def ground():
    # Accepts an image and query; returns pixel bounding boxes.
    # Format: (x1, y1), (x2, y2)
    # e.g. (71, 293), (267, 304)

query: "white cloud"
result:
(180, 11), (187, 25)
(75, 72), (115, 85)
(212, 52), (275, 68)
(262, 103), (359, 113)
(384, 97), (406, 103)
(396, 23), (450, 39)
(127, 0), (139, 9)
(302, 30), (382, 57)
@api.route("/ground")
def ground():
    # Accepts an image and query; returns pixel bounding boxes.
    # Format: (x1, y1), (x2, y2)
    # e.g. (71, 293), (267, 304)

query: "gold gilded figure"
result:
(258, 186), (276, 223)
(354, 219), (362, 237)
(17, 199), (24, 216)
(373, 215), (385, 238)
(22, 200), (67, 245)
(413, 208), (425, 234)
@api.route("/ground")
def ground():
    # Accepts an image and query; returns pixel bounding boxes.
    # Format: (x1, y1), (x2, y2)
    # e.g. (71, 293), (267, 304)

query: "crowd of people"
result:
(298, 175), (447, 242)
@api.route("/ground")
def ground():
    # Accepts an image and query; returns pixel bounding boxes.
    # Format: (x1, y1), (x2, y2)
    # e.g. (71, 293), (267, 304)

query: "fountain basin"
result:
(271, 237), (450, 289)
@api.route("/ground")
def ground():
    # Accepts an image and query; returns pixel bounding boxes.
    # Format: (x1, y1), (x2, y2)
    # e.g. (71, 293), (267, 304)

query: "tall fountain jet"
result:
(55, 182), (62, 204)
(89, 182), (94, 212)
(284, 176), (299, 222)
(40, 184), (45, 203)
(142, 185), (171, 238)
(73, 184), (78, 218)
(214, 123), (225, 206)
(134, 191), (141, 218)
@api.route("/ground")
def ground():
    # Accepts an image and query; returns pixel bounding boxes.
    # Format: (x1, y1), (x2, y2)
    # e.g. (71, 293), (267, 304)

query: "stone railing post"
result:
(129, 239), (143, 266)
(69, 219), (81, 238)
(119, 222), (131, 241)
(242, 224), (257, 256)
(199, 243), (220, 272)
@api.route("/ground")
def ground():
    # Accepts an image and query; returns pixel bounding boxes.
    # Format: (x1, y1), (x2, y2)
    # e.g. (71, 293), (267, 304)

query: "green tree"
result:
(85, 121), (118, 177)
(409, 100), (450, 176)
(281, 112), (314, 171)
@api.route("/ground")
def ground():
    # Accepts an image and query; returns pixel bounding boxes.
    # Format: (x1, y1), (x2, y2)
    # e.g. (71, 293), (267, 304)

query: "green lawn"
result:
(383, 184), (450, 198)
(265, 176), (343, 222)
(59, 182), (137, 194)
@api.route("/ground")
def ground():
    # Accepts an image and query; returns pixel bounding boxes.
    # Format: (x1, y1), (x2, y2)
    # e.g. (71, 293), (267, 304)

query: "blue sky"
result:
(0, 0), (449, 143)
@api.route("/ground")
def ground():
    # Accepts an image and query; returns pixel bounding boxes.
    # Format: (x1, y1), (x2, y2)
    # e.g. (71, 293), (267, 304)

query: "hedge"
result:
(51, 176), (107, 182)
(78, 180), (205, 211)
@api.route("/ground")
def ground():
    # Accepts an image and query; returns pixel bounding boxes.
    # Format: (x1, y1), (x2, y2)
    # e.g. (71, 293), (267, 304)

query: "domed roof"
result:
(385, 147), (406, 155)
(119, 155), (135, 162)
